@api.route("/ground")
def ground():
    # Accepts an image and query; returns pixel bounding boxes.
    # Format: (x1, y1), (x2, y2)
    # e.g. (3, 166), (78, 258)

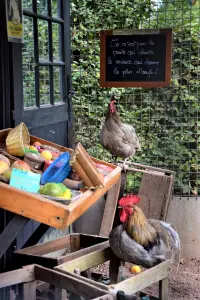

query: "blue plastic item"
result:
(41, 152), (72, 185)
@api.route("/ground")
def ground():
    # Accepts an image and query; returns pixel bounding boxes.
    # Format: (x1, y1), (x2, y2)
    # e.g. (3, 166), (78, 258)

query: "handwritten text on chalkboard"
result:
(105, 34), (166, 82)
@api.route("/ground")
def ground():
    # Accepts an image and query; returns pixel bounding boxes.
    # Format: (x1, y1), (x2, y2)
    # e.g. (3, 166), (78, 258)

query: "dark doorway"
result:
(13, 0), (72, 147)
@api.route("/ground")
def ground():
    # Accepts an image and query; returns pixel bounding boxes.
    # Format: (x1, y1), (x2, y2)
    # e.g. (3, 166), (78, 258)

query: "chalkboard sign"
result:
(100, 29), (172, 88)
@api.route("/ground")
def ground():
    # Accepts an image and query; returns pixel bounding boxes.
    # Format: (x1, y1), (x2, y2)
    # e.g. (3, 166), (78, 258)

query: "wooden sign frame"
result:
(100, 28), (172, 88)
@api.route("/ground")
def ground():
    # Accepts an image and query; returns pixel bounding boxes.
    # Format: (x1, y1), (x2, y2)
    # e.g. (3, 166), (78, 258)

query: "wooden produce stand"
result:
(55, 245), (171, 300)
(0, 264), (110, 300)
(14, 234), (109, 269)
(0, 128), (121, 260)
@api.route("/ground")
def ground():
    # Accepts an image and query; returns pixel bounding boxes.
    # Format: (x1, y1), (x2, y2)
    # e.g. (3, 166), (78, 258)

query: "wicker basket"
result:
(6, 123), (30, 157)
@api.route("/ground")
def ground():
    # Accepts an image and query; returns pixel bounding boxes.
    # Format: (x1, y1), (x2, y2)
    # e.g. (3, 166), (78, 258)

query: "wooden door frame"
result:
(0, 0), (72, 275)
(0, 0), (14, 130)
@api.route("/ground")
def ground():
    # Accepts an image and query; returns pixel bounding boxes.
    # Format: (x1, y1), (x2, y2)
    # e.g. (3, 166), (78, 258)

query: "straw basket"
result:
(6, 123), (30, 157)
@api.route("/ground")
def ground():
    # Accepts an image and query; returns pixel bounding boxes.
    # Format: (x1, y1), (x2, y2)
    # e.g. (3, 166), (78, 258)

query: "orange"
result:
(33, 141), (41, 147)
(130, 265), (142, 274)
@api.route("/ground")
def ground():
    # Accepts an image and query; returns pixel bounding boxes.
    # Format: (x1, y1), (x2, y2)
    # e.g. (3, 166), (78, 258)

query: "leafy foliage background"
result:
(70, 0), (200, 196)
(22, 0), (200, 196)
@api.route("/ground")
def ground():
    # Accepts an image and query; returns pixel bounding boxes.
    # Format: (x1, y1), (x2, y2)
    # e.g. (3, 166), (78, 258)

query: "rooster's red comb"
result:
(118, 194), (140, 207)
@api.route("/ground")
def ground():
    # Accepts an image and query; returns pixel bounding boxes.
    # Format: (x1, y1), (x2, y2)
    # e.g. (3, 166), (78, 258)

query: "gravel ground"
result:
(92, 258), (200, 300)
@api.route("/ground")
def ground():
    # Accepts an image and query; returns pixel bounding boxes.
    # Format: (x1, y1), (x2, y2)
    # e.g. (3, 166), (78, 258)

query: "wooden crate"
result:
(0, 264), (110, 300)
(0, 129), (121, 229)
(55, 246), (171, 299)
(14, 233), (108, 269)
(118, 161), (175, 221)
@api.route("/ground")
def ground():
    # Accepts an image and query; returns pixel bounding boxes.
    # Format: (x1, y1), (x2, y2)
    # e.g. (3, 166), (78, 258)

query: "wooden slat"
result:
(118, 161), (175, 175)
(0, 182), (70, 229)
(70, 234), (80, 252)
(15, 235), (71, 256)
(0, 215), (29, 259)
(34, 265), (107, 299)
(159, 278), (169, 300)
(99, 176), (121, 237)
(55, 247), (111, 273)
(57, 241), (109, 265)
(109, 260), (170, 295)
(162, 175), (174, 220)
(0, 265), (35, 288)
(23, 281), (36, 300)
(138, 171), (170, 220)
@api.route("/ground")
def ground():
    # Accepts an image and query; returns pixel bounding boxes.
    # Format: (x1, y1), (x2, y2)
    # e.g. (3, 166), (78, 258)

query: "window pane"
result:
(52, 23), (62, 61)
(39, 67), (50, 105)
(51, 0), (59, 17)
(23, 17), (36, 108)
(38, 20), (49, 60)
(37, 0), (48, 15)
(54, 67), (63, 103)
(22, 0), (32, 11)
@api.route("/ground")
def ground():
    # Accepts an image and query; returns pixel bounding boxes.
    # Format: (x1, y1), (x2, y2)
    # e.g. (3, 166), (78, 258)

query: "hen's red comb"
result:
(118, 194), (140, 206)
(109, 98), (116, 113)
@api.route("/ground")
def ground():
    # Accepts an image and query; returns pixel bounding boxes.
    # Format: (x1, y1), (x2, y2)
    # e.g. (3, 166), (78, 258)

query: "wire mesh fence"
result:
(70, 0), (200, 197)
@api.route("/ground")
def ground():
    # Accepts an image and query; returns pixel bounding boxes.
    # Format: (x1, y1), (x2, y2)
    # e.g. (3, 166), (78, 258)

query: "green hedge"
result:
(71, 0), (200, 195)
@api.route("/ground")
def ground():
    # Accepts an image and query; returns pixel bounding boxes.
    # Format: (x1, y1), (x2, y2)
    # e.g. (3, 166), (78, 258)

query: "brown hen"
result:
(100, 96), (141, 168)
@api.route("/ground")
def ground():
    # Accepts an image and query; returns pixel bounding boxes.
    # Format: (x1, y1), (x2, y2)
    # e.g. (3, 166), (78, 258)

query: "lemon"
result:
(41, 150), (52, 160)
(130, 265), (142, 274)
(59, 189), (72, 200)
(29, 145), (37, 151)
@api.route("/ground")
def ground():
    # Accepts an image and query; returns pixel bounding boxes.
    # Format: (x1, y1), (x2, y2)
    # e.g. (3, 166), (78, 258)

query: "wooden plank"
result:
(109, 260), (170, 295)
(70, 234), (80, 252)
(57, 241), (109, 265)
(138, 171), (170, 220)
(0, 265), (35, 288)
(34, 265), (107, 299)
(162, 175), (174, 220)
(0, 215), (29, 259)
(0, 182), (70, 229)
(79, 234), (107, 248)
(55, 247), (111, 273)
(99, 176), (121, 237)
(118, 161), (175, 175)
(159, 278), (169, 300)
(0, 166), (121, 230)
(21, 223), (49, 249)
(15, 235), (71, 256)
(23, 281), (36, 300)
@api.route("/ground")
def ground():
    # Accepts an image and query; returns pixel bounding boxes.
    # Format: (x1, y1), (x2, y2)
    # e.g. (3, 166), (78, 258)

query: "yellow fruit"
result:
(41, 150), (52, 160)
(59, 189), (72, 200)
(29, 145), (37, 151)
(0, 161), (9, 175)
(2, 168), (12, 180)
(130, 265), (142, 274)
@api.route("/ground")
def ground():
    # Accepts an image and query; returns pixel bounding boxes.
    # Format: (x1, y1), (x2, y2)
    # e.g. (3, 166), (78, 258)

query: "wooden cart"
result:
(0, 264), (110, 300)
(0, 128), (121, 261)
(55, 244), (171, 300)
